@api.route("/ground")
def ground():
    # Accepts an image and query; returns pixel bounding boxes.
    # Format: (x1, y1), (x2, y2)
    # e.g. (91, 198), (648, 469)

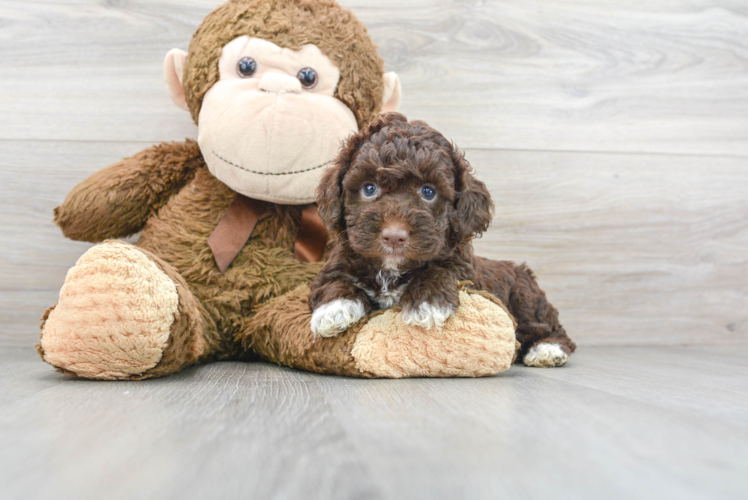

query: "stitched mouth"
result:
(211, 150), (331, 176)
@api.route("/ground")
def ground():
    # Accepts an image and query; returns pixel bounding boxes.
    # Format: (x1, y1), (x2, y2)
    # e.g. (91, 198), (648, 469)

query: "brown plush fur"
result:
(309, 113), (576, 358)
(41, 0), (383, 379)
(54, 140), (204, 242)
(134, 246), (211, 379)
(245, 285), (373, 377)
(44, 145), (325, 374)
(246, 284), (518, 378)
(183, 0), (384, 128)
(39, 0), (521, 380)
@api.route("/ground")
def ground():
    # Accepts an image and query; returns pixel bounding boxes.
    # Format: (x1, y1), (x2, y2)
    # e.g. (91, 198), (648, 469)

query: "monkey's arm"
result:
(54, 140), (202, 242)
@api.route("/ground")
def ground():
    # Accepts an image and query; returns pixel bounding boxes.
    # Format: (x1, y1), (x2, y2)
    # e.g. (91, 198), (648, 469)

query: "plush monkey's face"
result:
(198, 36), (358, 204)
(165, 31), (401, 204)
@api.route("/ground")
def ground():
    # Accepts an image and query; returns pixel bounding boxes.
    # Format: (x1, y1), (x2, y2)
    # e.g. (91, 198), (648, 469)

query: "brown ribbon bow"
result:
(207, 194), (328, 273)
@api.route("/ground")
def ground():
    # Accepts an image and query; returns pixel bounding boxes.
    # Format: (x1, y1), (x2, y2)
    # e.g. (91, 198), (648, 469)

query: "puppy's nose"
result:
(381, 223), (409, 250)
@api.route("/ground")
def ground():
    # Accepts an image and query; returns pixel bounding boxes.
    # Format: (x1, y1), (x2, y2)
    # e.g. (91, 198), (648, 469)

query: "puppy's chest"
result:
(356, 270), (411, 309)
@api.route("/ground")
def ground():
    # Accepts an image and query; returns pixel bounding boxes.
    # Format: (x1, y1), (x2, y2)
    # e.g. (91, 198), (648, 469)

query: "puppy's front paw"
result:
(523, 343), (569, 367)
(401, 302), (455, 329)
(311, 299), (367, 337)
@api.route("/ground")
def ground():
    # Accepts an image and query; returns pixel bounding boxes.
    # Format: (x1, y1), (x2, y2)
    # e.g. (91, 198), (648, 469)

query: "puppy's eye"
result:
(297, 67), (318, 89)
(237, 57), (257, 78)
(361, 183), (378, 199)
(420, 186), (437, 201)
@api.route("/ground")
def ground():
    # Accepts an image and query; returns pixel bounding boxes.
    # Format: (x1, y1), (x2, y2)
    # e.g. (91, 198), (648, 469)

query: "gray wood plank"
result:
(526, 345), (748, 427)
(319, 367), (748, 500)
(2, 345), (747, 500)
(0, 349), (382, 500)
(468, 148), (748, 346)
(3, 140), (745, 346)
(1, 0), (747, 155)
(0, 347), (70, 408)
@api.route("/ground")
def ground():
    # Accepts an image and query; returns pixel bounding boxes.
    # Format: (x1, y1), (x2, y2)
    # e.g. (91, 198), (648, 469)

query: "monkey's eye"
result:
(237, 57), (257, 78)
(297, 67), (318, 89)
(420, 186), (437, 201)
(361, 183), (378, 199)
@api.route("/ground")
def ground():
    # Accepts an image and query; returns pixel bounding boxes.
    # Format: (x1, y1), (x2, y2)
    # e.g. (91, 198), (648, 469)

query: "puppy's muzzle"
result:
(381, 222), (409, 251)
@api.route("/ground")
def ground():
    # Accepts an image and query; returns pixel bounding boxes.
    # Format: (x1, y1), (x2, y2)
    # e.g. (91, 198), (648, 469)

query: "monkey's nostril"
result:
(258, 72), (302, 93)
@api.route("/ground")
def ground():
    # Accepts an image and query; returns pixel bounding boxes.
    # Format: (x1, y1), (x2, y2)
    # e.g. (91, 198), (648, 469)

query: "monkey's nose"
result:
(259, 72), (302, 93)
(381, 224), (409, 250)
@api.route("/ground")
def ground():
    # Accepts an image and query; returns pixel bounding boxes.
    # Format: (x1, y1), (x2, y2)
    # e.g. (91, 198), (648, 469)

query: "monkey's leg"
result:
(37, 241), (212, 380)
(241, 285), (517, 378)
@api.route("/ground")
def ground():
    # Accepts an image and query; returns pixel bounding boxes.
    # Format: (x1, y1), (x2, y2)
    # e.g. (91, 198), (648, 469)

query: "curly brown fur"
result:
(184, 0), (384, 128)
(310, 113), (575, 357)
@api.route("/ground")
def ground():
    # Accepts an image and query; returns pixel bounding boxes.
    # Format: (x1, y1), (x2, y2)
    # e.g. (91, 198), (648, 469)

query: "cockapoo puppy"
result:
(308, 113), (575, 367)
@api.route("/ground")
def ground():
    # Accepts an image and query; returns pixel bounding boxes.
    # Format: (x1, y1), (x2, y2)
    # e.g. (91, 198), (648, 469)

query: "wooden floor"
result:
(2, 344), (746, 500)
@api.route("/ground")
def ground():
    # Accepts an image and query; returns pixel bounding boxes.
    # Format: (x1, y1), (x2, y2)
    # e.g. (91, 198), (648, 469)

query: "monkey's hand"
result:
(243, 284), (517, 379)
(54, 140), (202, 242)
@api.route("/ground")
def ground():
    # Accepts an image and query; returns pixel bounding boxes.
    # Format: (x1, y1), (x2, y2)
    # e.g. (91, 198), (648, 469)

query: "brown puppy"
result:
(309, 113), (575, 367)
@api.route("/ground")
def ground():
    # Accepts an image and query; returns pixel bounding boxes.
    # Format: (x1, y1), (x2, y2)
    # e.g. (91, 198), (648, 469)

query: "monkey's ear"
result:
(381, 72), (402, 112)
(451, 151), (494, 241)
(164, 49), (189, 111)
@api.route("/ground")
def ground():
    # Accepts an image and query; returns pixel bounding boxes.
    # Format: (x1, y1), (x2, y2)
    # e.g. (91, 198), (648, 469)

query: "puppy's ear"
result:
(316, 160), (347, 234)
(317, 112), (410, 233)
(451, 150), (494, 240)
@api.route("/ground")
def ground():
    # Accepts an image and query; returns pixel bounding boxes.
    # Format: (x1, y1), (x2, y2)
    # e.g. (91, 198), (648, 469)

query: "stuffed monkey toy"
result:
(37, 0), (518, 380)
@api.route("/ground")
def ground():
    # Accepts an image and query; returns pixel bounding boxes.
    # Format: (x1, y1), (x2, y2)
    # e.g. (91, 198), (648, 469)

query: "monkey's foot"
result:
(38, 241), (192, 380)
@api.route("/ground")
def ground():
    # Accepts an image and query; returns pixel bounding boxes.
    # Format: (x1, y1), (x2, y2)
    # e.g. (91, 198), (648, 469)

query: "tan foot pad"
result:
(40, 241), (179, 379)
(351, 290), (517, 378)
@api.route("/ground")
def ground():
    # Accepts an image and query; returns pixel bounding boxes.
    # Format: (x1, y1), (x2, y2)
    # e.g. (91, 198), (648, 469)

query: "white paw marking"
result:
(311, 299), (367, 337)
(401, 302), (455, 329)
(523, 343), (569, 367)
